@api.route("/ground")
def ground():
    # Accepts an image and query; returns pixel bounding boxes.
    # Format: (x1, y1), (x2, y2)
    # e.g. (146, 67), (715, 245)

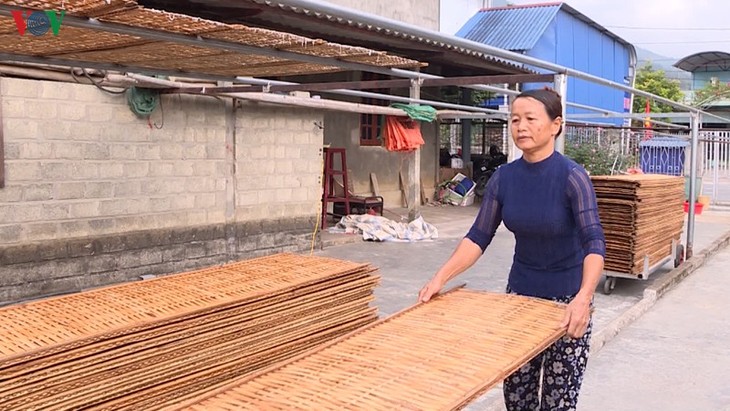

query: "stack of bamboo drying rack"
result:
(0, 254), (380, 410)
(0, 253), (568, 410)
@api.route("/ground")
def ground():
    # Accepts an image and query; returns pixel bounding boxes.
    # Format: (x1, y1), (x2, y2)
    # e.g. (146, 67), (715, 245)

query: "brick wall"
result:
(235, 102), (324, 221)
(0, 78), (324, 304)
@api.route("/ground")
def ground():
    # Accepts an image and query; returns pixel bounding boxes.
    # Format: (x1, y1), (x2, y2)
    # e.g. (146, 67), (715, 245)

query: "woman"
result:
(419, 88), (605, 411)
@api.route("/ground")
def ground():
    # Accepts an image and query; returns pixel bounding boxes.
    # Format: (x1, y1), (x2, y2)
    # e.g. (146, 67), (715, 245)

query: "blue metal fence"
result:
(639, 137), (689, 176)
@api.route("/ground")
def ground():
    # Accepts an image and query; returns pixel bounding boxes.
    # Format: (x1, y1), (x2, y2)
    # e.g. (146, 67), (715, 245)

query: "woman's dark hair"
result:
(513, 88), (564, 137)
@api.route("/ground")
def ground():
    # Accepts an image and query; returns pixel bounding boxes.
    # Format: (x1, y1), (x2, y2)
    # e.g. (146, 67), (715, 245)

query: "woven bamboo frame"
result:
(213, 63), (342, 78)
(150, 54), (282, 72)
(346, 54), (426, 68)
(58, 42), (227, 64)
(1, 296), (376, 410)
(0, 253), (372, 368)
(0, 21), (147, 55)
(0, 17), (18, 35)
(0, 271), (378, 382)
(203, 26), (320, 49)
(167, 289), (567, 411)
(98, 321), (373, 411)
(0, 1), (422, 77)
(591, 174), (685, 275)
(99, 8), (229, 35)
(0, 279), (376, 390)
(277, 42), (385, 58)
(0, 253), (382, 410)
(2, 0), (137, 17)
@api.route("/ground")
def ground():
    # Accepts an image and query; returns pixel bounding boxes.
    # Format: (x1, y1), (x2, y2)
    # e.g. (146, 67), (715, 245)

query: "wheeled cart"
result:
(602, 239), (685, 295)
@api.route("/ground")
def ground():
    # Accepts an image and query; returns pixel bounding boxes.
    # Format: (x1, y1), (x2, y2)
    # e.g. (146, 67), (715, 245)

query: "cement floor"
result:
(315, 202), (730, 409)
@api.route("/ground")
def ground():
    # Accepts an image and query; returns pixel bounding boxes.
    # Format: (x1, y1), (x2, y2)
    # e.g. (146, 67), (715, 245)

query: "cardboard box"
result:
(439, 167), (472, 183)
(444, 173), (475, 206)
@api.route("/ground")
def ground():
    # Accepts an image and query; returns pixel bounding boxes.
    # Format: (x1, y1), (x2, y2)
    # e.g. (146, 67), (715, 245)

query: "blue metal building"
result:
(457, 2), (637, 126)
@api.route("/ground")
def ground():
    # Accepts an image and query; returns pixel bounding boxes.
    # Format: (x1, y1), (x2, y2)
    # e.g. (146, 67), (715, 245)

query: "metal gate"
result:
(700, 129), (730, 204)
(439, 120), (508, 156)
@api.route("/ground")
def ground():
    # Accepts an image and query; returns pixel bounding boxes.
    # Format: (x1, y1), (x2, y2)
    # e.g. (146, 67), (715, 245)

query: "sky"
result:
(505, 0), (730, 59)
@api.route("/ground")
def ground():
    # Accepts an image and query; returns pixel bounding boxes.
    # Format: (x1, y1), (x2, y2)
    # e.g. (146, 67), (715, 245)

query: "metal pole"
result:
(460, 89), (473, 167)
(554, 74), (568, 154)
(409, 79), (422, 221)
(686, 112), (700, 259)
(232, 77), (506, 115)
(713, 133), (720, 204)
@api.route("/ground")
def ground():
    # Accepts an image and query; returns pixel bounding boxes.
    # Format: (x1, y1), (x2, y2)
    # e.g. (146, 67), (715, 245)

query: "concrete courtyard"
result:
(316, 201), (730, 410)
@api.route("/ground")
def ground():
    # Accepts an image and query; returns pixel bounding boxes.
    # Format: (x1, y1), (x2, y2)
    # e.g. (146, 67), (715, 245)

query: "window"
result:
(359, 99), (383, 146)
(359, 73), (388, 146)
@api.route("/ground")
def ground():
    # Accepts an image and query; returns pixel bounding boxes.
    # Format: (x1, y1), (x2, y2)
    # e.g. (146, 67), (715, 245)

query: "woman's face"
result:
(510, 97), (561, 156)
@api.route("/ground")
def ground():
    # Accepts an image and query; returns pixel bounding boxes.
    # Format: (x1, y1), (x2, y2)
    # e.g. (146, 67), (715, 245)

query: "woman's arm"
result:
(561, 253), (603, 337)
(563, 167), (606, 337)
(419, 170), (503, 302)
(418, 238), (483, 302)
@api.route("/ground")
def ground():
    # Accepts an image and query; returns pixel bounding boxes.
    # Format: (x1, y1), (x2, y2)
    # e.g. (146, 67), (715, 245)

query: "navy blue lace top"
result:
(466, 151), (606, 298)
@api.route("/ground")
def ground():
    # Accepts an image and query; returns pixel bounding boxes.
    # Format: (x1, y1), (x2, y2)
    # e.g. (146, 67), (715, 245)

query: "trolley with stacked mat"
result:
(591, 174), (686, 295)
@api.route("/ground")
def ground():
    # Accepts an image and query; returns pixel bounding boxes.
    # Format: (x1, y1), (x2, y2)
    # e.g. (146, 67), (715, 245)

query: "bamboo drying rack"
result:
(167, 289), (567, 411)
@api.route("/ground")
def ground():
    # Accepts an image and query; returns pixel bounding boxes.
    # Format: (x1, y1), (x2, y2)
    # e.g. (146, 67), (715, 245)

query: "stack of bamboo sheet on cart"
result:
(591, 174), (685, 275)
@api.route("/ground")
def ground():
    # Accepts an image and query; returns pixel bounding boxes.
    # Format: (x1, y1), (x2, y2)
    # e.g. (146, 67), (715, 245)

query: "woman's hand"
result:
(418, 276), (446, 303)
(560, 293), (592, 338)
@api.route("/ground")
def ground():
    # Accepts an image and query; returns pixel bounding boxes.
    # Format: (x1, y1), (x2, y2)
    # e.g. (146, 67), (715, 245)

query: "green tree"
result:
(632, 63), (684, 124)
(692, 81), (730, 108)
(564, 139), (633, 176)
(439, 87), (495, 106)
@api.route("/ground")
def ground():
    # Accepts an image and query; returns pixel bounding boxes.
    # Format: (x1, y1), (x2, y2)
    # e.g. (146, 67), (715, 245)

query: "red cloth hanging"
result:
(384, 116), (425, 152)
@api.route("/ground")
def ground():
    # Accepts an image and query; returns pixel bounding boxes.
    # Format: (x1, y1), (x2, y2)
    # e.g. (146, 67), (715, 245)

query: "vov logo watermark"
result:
(11, 10), (65, 36)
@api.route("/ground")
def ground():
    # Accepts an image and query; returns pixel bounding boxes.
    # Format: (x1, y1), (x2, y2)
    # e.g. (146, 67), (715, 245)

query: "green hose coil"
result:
(126, 86), (160, 118)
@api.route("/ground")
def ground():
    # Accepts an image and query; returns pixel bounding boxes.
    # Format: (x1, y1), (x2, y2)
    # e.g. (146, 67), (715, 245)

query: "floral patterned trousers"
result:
(503, 291), (593, 411)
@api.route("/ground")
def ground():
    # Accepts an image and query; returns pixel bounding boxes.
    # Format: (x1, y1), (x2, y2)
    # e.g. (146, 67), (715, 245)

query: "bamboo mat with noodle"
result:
(165, 289), (568, 411)
(591, 174), (685, 275)
(0, 253), (380, 411)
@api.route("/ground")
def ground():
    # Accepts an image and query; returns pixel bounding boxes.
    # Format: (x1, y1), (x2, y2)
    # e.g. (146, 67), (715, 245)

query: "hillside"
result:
(635, 46), (692, 90)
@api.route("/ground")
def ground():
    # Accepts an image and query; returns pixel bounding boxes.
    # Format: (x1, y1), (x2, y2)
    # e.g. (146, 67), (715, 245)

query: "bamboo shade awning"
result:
(591, 174), (685, 275)
(0, 1), (423, 78)
(167, 289), (568, 411)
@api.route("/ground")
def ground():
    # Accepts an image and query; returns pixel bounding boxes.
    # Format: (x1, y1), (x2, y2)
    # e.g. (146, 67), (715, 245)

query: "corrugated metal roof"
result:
(456, 3), (562, 52)
(236, 0), (532, 73)
(457, 2), (634, 54)
(136, 0), (541, 74)
(639, 137), (689, 148)
(675, 51), (730, 73)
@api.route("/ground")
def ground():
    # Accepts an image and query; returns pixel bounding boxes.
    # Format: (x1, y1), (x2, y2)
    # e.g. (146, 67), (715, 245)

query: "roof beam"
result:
(0, 52), (248, 84)
(114, 73), (504, 119)
(568, 113), (690, 128)
(160, 74), (554, 94)
(130, 75), (508, 115)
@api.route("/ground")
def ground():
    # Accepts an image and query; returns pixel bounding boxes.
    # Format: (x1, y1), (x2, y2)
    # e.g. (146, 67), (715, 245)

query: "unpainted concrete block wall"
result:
(235, 102), (324, 221)
(323, 112), (439, 207)
(0, 78), (323, 304)
(0, 78), (230, 243)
